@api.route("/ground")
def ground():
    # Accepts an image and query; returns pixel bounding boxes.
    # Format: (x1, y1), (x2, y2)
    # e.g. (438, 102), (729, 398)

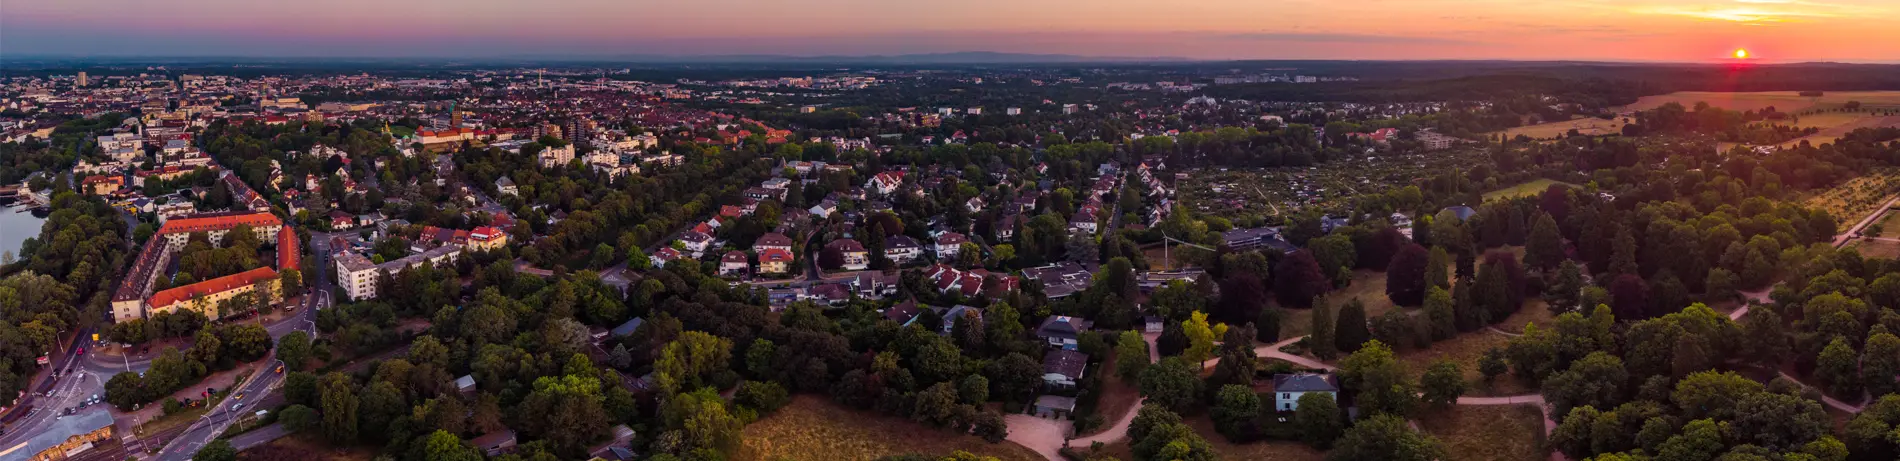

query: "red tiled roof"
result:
(155, 211), (282, 236)
(760, 248), (793, 263)
(278, 229), (300, 272)
(148, 267), (278, 311)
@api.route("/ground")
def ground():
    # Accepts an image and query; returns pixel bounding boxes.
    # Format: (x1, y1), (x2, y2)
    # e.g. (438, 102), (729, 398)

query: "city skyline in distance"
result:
(4, 0), (1899, 63)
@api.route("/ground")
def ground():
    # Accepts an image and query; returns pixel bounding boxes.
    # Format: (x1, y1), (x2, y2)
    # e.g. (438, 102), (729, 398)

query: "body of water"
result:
(0, 203), (48, 262)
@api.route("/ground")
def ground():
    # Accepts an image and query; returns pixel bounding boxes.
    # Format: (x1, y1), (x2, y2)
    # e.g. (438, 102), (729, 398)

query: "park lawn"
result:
(1279, 269), (1404, 339)
(1493, 301), (1556, 334)
(1397, 330), (1534, 397)
(1080, 351), (1145, 437)
(240, 434), (378, 461)
(1417, 405), (1550, 461)
(1483, 179), (1577, 202)
(1086, 415), (1326, 461)
(735, 395), (1043, 461)
(1493, 117), (1623, 140)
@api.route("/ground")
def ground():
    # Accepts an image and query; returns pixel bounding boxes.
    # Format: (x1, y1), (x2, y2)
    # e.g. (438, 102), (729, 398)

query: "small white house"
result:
(1271, 373), (1338, 412)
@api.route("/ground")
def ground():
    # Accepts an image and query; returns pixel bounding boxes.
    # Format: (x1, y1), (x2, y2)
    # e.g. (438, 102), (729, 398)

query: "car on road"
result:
(75, 348), (84, 355)
(231, 403), (243, 411)
(233, 392), (245, 400)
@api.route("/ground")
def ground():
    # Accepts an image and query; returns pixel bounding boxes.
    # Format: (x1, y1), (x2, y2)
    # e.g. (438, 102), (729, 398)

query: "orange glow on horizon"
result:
(1735, 48), (1749, 59)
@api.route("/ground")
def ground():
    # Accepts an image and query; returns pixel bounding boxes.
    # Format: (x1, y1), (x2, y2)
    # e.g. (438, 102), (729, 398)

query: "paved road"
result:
(0, 331), (101, 450)
(227, 423), (291, 451)
(151, 230), (333, 461)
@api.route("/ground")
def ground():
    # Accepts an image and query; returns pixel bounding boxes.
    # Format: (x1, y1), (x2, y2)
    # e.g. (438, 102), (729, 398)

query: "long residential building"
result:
(335, 244), (463, 301)
(111, 210), (290, 322)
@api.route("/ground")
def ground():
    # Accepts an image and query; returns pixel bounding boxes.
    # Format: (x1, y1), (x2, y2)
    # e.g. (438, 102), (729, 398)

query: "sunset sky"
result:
(4, 0), (1897, 62)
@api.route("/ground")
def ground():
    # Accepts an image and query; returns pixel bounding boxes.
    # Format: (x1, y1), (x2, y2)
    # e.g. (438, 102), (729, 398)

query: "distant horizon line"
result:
(3, 51), (1898, 66)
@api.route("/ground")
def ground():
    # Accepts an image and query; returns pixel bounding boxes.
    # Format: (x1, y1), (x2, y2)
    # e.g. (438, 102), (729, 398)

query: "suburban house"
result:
(471, 429), (518, 457)
(678, 231), (713, 254)
(1271, 373), (1339, 412)
(885, 235), (923, 264)
(758, 249), (793, 275)
(940, 305), (982, 335)
(719, 251), (750, 276)
(328, 210), (357, 230)
(1022, 262), (1094, 298)
(495, 176), (518, 196)
(826, 238), (869, 270)
(1035, 315), (1095, 350)
(883, 299), (922, 325)
(650, 247), (682, 267)
(1042, 349), (1088, 390)
(866, 171), (905, 195)
(754, 232), (795, 254)
(934, 232), (968, 259)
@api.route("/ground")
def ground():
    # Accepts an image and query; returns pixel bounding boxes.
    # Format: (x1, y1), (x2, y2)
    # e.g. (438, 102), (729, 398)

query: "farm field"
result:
(1622, 91), (1900, 113)
(1799, 168), (1900, 227)
(1494, 117), (1624, 140)
(735, 395), (1043, 461)
(1775, 115), (1900, 148)
(1417, 405), (1550, 461)
(1483, 179), (1578, 202)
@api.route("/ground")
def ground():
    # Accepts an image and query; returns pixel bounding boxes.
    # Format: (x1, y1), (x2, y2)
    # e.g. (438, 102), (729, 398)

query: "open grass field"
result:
(1483, 179), (1578, 202)
(1279, 269), (1404, 339)
(735, 396), (1043, 461)
(1492, 302), (1556, 335)
(1397, 330), (1534, 397)
(1849, 239), (1900, 259)
(1417, 405), (1550, 461)
(1871, 210), (1900, 239)
(1493, 117), (1624, 140)
(1087, 415), (1327, 461)
(1776, 115), (1900, 149)
(1800, 169), (1900, 227)
(1622, 91), (1900, 113)
(1080, 351), (1145, 437)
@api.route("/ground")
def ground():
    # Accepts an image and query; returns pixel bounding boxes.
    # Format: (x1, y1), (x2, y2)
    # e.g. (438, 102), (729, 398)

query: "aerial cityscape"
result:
(2, 2), (1899, 461)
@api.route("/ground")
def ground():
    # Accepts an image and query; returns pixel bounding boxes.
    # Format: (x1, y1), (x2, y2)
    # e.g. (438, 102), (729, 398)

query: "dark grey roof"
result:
(611, 317), (646, 337)
(1043, 349), (1088, 379)
(884, 300), (921, 324)
(1272, 373), (1339, 392)
(1036, 315), (1093, 340)
(1442, 206), (1477, 221)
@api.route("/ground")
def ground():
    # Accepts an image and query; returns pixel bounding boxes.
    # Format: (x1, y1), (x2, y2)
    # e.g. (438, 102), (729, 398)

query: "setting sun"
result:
(1735, 48), (1749, 59)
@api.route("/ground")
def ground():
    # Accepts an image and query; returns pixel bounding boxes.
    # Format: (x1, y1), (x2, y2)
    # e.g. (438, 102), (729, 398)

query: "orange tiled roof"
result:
(278, 229), (301, 272)
(155, 211), (282, 236)
(148, 267), (278, 310)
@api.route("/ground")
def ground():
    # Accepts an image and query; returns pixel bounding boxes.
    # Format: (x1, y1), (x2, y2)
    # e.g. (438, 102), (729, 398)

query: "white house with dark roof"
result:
(885, 235), (923, 264)
(1271, 373), (1339, 411)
